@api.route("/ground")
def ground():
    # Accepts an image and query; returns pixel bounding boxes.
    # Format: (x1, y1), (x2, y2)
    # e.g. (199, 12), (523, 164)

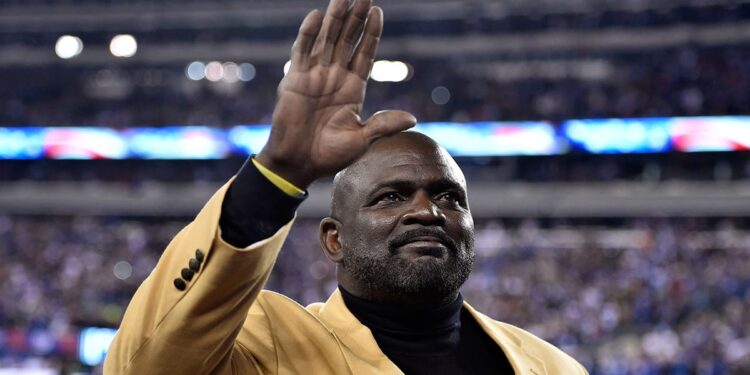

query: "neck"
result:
(337, 274), (460, 307)
(339, 285), (464, 333)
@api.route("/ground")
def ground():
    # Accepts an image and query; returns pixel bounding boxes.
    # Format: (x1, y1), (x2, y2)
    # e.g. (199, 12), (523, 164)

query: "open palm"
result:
(257, 0), (416, 188)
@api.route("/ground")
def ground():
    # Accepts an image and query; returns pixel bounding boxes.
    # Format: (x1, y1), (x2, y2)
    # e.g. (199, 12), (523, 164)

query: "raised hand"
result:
(256, 0), (417, 189)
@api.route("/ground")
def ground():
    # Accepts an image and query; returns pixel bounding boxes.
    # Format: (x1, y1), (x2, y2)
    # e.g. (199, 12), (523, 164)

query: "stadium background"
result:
(1, 0), (750, 374)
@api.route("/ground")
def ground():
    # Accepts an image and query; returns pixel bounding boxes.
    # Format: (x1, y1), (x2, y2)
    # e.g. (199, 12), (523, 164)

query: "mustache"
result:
(388, 228), (458, 254)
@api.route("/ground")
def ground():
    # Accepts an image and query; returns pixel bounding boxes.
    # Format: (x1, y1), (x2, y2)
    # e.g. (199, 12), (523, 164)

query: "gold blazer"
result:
(104, 180), (588, 375)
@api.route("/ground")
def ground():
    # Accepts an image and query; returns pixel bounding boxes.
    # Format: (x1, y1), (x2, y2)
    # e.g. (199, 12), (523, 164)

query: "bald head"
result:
(319, 131), (475, 305)
(330, 131), (466, 219)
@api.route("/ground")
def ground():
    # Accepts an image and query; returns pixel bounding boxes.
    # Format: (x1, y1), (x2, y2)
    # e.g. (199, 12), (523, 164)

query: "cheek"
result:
(344, 213), (398, 248)
(466, 216), (475, 234)
(452, 214), (474, 246)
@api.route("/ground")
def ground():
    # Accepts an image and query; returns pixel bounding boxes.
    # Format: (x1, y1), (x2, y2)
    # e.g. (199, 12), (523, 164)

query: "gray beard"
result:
(340, 242), (475, 303)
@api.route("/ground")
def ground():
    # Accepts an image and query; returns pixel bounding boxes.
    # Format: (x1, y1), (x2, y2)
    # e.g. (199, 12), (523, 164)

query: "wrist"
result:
(255, 151), (315, 189)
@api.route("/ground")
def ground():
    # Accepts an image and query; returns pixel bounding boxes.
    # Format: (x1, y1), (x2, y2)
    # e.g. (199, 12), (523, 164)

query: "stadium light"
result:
(205, 61), (224, 82)
(55, 35), (83, 59)
(371, 60), (410, 82)
(185, 61), (254, 83)
(185, 61), (206, 81)
(109, 34), (137, 58)
(222, 62), (240, 83)
(238, 63), (256, 82)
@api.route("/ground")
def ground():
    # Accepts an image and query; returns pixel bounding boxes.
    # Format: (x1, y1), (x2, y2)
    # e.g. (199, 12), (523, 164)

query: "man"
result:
(105, 0), (588, 373)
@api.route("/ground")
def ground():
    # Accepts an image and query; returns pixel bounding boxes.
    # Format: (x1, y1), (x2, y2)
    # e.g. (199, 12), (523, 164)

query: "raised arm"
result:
(104, 1), (415, 374)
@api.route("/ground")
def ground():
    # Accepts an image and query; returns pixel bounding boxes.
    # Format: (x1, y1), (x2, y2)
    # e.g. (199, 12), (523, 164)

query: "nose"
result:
(400, 190), (446, 226)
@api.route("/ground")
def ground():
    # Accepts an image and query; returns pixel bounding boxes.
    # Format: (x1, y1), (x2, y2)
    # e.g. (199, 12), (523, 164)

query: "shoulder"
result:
(503, 322), (586, 372)
(470, 308), (589, 375)
(251, 290), (309, 315)
(249, 290), (326, 326)
(241, 291), (325, 345)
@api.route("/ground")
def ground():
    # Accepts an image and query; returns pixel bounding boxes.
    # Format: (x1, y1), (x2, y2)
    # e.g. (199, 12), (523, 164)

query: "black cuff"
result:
(219, 158), (307, 248)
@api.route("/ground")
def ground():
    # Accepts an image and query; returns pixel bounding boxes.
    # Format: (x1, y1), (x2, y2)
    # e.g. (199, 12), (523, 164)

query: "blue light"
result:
(0, 127), (46, 159)
(126, 126), (230, 159)
(563, 118), (672, 154)
(228, 125), (272, 155)
(79, 327), (117, 366)
(415, 121), (562, 156)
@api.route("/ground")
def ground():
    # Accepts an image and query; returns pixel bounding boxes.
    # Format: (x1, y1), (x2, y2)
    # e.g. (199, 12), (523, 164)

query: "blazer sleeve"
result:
(103, 179), (292, 375)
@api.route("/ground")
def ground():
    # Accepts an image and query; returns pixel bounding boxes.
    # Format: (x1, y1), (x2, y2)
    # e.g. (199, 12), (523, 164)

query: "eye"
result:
(377, 192), (404, 203)
(436, 191), (460, 203)
(366, 190), (408, 207)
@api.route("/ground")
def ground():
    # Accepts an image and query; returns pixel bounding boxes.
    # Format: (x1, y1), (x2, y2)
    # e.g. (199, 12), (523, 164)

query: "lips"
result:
(388, 229), (457, 255)
(398, 239), (447, 258)
(401, 236), (447, 248)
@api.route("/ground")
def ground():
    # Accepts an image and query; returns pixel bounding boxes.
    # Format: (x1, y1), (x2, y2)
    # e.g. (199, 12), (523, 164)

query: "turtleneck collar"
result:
(339, 286), (463, 332)
(337, 286), (516, 374)
(339, 286), (464, 354)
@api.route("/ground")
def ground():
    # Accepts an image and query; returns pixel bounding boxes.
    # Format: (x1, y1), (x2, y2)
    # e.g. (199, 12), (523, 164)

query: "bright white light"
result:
(55, 35), (83, 59)
(371, 60), (410, 82)
(283, 60), (291, 76)
(431, 86), (451, 105)
(239, 63), (256, 82)
(185, 61), (206, 81)
(205, 61), (224, 82)
(222, 62), (240, 83)
(110, 34), (138, 58)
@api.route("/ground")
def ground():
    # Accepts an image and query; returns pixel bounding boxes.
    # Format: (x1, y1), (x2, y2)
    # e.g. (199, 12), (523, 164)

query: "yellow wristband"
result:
(251, 158), (305, 197)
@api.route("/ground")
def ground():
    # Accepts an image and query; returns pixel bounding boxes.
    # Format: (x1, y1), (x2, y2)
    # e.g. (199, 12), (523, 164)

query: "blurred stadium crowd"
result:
(1, 216), (749, 374)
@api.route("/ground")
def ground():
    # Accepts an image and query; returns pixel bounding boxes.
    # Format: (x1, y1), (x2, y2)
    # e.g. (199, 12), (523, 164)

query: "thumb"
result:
(362, 110), (417, 143)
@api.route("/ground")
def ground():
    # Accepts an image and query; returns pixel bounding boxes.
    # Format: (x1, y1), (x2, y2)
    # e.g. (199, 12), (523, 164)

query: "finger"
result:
(290, 10), (324, 72)
(311, 0), (348, 66)
(350, 6), (383, 80)
(362, 110), (417, 143)
(332, 0), (371, 67)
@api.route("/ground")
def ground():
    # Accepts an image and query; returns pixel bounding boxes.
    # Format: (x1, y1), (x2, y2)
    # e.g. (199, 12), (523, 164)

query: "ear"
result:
(319, 217), (344, 263)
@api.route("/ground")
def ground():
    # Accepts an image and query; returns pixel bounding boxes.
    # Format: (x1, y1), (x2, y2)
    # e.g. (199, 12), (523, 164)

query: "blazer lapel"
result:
(464, 303), (548, 375)
(316, 289), (404, 374)
(315, 290), (545, 375)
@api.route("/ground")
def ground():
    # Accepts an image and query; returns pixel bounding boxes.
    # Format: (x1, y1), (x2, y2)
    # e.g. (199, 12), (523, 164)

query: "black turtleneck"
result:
(220, 162), (515, 374)
(340, 287), (514, 375)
